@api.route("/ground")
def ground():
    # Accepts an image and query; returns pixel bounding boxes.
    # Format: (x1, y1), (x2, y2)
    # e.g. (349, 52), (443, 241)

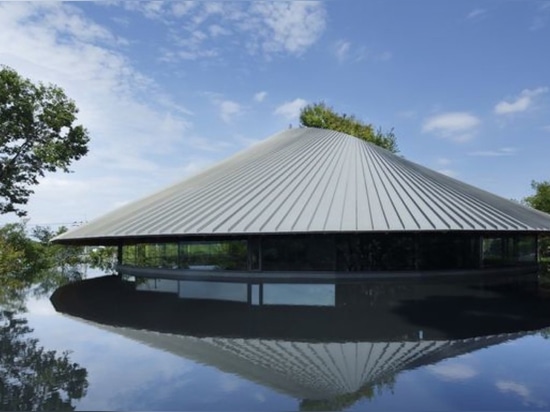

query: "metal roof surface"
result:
(55, 128), (550, 243)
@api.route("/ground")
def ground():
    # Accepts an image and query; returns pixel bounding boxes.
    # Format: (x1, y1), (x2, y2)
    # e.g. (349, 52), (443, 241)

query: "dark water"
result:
(3, 274), (550, 411)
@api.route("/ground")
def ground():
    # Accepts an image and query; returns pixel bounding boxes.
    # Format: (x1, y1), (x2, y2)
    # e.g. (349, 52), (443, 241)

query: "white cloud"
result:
(428, 363), (478, 380)
(375, 51), (393, 61)
(495, 380), (546, 407)
(437, 169), (458, 177)
(496, 381), (530, 398)
(219, 100), (243, 123)
(208, 24), (230, 37)
(332, 40), (391, 63)
(469, 147), (517, 157)
(248, 2), (326, 56)
(219, 374), (241, 393)
(494, 87), (548, 115)
(274, 98), (308, 120)
(542, 125), (550, 132)
(254, 91), (268, 103)
(334, 40), (351, 62)
(122, 1), (327, 60)
(436, 157), (452, 166)
(422, 112), (481, 142)
(530, 16), (546, 31)
(530, 4), (550, 30)
(467, 9), (486, 19)
(0, 2), (196, 224)
(397, 110), (417, 119)
(254, 392), (266, 402)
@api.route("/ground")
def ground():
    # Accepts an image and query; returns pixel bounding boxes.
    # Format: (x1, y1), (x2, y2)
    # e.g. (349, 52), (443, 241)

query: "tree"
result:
(523, 181), (550, 263)
(0, 66), (90, 217)
(523, 180), (550, 214)
(299, 102), (398, 153)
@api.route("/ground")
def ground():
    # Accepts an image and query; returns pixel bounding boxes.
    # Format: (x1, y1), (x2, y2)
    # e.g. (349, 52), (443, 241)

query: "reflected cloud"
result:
(427, 362), (478, 381)
(495, 380), (547, 407)
(220, 374), (242, 393)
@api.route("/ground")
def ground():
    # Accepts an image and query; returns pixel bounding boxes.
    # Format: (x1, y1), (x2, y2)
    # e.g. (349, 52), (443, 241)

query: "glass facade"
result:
(482, 235), (538, 267)
(120, 233), (539, 273)
(122, 240), (247, 270)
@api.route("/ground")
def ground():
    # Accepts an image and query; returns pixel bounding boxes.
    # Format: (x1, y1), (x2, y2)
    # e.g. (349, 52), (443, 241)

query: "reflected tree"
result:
(0, 223), (86, 304)
(30, 226), (86, 297)
(300, 376), (395, 411)
(0, 310), (88, 410)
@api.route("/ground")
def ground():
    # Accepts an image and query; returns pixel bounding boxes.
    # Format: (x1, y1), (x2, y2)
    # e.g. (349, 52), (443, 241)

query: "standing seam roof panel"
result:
(53, 128), (550, 243)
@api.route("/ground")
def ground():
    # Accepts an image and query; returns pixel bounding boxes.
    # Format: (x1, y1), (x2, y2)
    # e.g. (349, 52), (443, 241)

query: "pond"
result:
(3, 273), (550, 411)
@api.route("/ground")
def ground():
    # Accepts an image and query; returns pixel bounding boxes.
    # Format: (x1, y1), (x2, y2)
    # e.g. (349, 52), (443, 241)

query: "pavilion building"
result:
(54, 128), (550, 280)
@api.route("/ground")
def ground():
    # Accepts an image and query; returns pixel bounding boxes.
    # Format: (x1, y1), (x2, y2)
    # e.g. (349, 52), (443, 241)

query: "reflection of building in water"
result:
(74, 318), (523, 402)
(53, 128), (550, 281)
(52, 275), (544, 408)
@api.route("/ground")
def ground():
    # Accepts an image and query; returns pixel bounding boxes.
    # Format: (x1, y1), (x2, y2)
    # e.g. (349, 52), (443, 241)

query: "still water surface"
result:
(4, 274), (550, 411)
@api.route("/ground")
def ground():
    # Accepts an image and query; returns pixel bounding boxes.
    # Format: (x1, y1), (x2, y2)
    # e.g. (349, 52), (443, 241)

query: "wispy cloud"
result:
(0, 2), (197, 223)
(397, 110), (417, 119)
(422, 112), (481, 142)
(530, 2), (550, 30)
(332, 40), (391, 63)
(428, 363), (478, 380)
(274, 98), (308, 121)
(333, 40), (351, 62)
(494, 87), (548, 115)
(123, 1), (327, 60)
(467, 8), (487, 19)
(375, 51), (393, 61)
(469, 147), (517, 157)
(254, 91), (268, 103)
(436, 157), (452, 166)
(542, 125), (550, 132)
(496, 380), (547, 407)
(438, 169), (458, 177)
(219, 100), (243, 123)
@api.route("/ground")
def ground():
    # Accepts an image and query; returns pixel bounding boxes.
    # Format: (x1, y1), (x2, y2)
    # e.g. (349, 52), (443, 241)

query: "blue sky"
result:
(1, 1), (549, 227)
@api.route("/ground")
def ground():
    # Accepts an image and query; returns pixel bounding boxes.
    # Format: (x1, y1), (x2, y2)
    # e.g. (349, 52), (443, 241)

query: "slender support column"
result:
(536, 234), (540, 263)
(117, 244), (123, 276)
(479, 236), (484, 269)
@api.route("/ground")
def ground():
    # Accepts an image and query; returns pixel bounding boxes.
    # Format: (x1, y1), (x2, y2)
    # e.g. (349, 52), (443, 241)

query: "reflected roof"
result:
(71, 316), (523, 402)
(55, 128), (550, 244)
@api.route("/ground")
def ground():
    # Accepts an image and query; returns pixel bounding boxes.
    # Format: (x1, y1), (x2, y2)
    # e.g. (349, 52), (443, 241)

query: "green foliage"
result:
(299, 102), (398, 153)
(87, 246), (118, 273)
(0, 310), (88, 410)
(523, 180), (550, 214)
(0, 66), (90, 217)
(0, 223), (49, 291)
(0, 223), (86, 303)
(30, 226), (87, 296)
(523, 181), (550, 261)
(300, 375), (395, 411)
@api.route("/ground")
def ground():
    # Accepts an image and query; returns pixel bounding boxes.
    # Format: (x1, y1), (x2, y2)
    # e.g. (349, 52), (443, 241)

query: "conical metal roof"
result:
(55, 128), (550, 244)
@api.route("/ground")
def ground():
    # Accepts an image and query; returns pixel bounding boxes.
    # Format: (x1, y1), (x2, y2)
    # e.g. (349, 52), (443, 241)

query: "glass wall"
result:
(119, 233), (539, 272)
(262, 235), (335, 271)
(122, 243), (178, 268)
(335, 234), (415, 271)
(417, 234), (479, 270)
(482, 235), (537, 267)
(179, 240), (247, 270)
